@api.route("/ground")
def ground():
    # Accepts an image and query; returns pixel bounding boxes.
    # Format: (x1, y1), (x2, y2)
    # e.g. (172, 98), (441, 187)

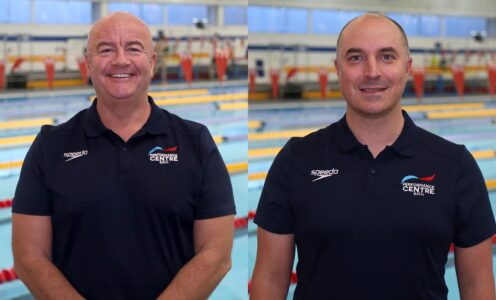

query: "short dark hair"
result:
(335, 12), (410, 58)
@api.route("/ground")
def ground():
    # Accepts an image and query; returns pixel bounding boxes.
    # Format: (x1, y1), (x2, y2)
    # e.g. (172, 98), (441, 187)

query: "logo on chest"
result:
(64, 150), (88, 162)
(400, 174), (436, 196)
(148, 146), (179, 164)
(310, 168), (339, 182)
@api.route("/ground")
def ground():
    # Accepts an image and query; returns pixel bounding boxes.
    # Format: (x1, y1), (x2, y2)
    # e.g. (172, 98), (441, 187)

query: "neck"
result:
(346, 109), (404, 158)
(96, 96), (151, 142)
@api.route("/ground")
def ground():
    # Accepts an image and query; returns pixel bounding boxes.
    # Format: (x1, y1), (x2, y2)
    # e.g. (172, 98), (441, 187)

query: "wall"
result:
(249, 34), (496, 84)
(247, 1), (496, 84)
(0, 24), (247, 74)
(251, 0), (496, 18)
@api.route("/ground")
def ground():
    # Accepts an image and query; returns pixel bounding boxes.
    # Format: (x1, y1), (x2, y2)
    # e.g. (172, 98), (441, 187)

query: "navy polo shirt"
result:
(255, 111), (496, 300)
(13, 97), (235, 299)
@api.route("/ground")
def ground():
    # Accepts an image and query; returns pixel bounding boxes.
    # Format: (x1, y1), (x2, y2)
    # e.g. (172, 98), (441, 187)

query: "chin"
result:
(349, 101), (391, 116)
(108, 88), (137, 99)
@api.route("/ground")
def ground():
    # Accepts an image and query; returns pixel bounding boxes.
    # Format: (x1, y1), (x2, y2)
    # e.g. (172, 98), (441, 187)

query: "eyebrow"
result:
(379, 47), (400, 55)
(95, 40), (145, 49)
(95, 41), (114, 49)
(344, 48), (364, 56)
(125, 41), (145, 49)
(344, 47), (400, 56)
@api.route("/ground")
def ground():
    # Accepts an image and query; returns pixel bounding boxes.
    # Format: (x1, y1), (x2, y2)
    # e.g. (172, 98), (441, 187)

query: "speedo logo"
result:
(401, 174), (436, 196)
(64, 150), (88, 162)
(310, 169), (339, 182)
(148, 146), (178, 164)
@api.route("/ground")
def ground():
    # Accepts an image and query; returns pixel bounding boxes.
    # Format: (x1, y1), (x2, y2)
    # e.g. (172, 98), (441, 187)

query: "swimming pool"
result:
(248, 95), (496, 300)
(0, 81), (248, 300)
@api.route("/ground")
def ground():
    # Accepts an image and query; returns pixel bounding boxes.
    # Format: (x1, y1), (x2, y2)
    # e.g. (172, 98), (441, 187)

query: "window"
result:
(419, 15), (441, 37)
(388, 13), (441, 37)
(248, 6), (307, 34)
(35, 0), (91, 24)
(108, 2), (141, 17)
(167, 4), (215, 26)
(108, 2), (163, 25)
(224, 6), (247, 25)
(0, 0), (30, 23)
(446, 16), (487, 37)
(312, 10), (363, 35)
(388, 13), (420, 36)
(142, 4), (163, 25)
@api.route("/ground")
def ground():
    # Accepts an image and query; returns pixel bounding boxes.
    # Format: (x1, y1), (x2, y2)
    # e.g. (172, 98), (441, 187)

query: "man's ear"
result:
(85, 53), (91, 69)
(334, 59), (340, 78)
(149, 52), (157, 76)
(405, 56), (413, 74)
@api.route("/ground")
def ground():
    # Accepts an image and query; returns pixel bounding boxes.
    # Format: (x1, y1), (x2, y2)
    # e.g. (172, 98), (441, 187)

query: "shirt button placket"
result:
(119, 145), (130, 172)
(366, 166), (378, 198)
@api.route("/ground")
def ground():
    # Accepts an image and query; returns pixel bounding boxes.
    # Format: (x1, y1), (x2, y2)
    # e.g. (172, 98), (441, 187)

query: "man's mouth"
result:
(108, 73), (132, 78)
(359, 87), (387, 93)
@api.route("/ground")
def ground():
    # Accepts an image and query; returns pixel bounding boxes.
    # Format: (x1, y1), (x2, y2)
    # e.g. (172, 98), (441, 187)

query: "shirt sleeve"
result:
(12, 129), (52, 216)
(454, 147), (496, 247)
(194, 126), (236, 219)
(254, 139), (295, 234)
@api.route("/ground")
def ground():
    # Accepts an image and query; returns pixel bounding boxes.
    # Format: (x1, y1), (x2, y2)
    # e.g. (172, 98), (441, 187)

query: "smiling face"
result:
(86, 13), (156, 103)
(335, 15), (412, 119)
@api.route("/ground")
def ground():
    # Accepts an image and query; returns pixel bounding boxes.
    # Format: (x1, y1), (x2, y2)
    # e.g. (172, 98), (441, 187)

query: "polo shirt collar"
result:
(83, 96), (168, 138)
(389, 110), (417, 157)
(143, 96), (169, 135)
(83, 99), (107, 138)
(334, 110), (417, 157)
(334, 115), (362, 153)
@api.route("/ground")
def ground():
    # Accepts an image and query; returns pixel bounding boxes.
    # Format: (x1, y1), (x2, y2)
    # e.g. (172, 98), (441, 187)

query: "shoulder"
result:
(37, 109), (87, 143)
(161, 109), (206, 138)
(414, 126), (465, 163)
(285, 124), (335, 157)
(23, 109), (89, 167)
(158, 109), (216, 156)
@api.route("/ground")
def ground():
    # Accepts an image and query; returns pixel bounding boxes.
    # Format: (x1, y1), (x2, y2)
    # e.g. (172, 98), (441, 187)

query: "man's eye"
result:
(128, 47), (143, 54)
(99, 48), (114, 55)
(382, 54), (395, 61)
(348, 55), (362, 62)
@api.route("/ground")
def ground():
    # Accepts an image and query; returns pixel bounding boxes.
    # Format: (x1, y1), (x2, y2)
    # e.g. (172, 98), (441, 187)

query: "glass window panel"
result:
(35, 0), (91, 24)
(389, 13), (440, 37)
(285, 8), (307, 34)
(388, 13), (420, 36)
(224, 6), (247, 25)
(446, 16), (487, 37)
(109, 2), (163, 24)
(312, 10), (362, 35)
(168, 4), (209, 25)
(419, 15), (441, 37)
(108, 2), (141, 17)
(248, 6), (281, 33)
(0, 0), (30, 23)
(248, 6), (307, 33)
(142, 3), (163, 25)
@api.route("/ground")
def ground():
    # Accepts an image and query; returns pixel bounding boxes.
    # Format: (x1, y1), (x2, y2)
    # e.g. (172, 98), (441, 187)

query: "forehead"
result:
(90, 17), (151, 47)
(340, 17), (404, 53)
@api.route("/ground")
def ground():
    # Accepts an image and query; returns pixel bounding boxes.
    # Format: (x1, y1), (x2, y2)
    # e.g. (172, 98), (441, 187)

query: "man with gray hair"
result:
(12, 12), (235, 299)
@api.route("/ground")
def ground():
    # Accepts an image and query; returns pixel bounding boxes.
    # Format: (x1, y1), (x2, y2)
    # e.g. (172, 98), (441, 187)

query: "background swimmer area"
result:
(248, 95), (496, 300)
(0, 82), (248, 300)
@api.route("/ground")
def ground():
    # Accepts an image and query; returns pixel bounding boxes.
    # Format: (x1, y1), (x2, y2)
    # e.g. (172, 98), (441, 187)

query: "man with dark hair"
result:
(251, 13), (495, 300)
(12, 12), (235, 299)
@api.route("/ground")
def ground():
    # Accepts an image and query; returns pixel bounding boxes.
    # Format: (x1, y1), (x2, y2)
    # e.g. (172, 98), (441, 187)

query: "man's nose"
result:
(112, 48), (130, 66)
(364, 58), (380, 78)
